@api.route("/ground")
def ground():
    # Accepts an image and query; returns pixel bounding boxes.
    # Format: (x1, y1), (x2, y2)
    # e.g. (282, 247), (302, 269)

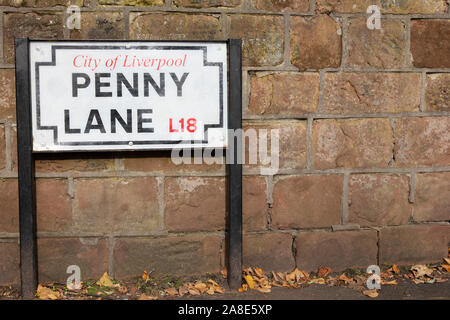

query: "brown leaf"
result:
(362, 289), (378, 298)
(207, 279), (220, 287)
(256, 287), (271, 293)
(338, 273), (353, 284)
(220, 269), (228, 278)
(254, 267), (264, 278)
(188, 288), (201, 296)
(388, 264), (400, 274)
(138, 294), (158, 300)
(317, 267), (332, 278)
(165, 288), (178, 296)
(381, 279), (398, 285)
(36, 285), (60, 300)
(214, 286), (224, 294)
(444, 258), (450, 264)
(238, 284), (248, 292)
(309, 278), (325, 285)
(411, 265), (433, 278)
(142, 270), (149, 282)
(179, 286), (189, 296)
(441, 264), (450, 272)
(117, 286), (128, 294)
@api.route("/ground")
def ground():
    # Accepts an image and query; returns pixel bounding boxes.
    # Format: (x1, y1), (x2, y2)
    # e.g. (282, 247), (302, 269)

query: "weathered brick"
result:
(414, 172), (450, 222)
(173, 0), (241, 8)
(0, 126), (5, 171)
(0, 69), (16, 121)
(272, 175), (342, 229)
(0, 0), (83, 6)
(0, 242), (19, 285)
(243, 176), (267, 232)
(0, 179), (18, 233)
(411, 20), (450, 68)
(395, 117), (450, 167)
(243, 233), (294, 271)
(3, 13), (63, 64)
(243, 121), (307, 171)
(249, 72), (319, 115)
(348, 174), (411, 227)
(130, 13), (222, 41)
(324, 73), (420, 114)
(228, 15), (284, 67)
(250, 0), (309, 12)
(70, 12), (124, 39)
(114, 235), (222, 279)
(99, 0), (164, 5)
(38, 238), (108, 283)
(313, 119), (393, 169)
(34, 157), (115, 173)
(380, 225), (450, 265)
(290, 15), (341, 70)
(123, 153), (224, 173)
(347, 18), (407, 69)
(74, 178), (160, 233)
(296, 230), (378, 271)
(425, 74), (450, 112)
(165, 177), (225, 232)
(36, 179), (72, 232)
(316, 0), (448, 14)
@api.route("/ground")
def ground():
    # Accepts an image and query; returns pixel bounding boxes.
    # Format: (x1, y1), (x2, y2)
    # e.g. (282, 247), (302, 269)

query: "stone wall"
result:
(0, 0), (449, 285)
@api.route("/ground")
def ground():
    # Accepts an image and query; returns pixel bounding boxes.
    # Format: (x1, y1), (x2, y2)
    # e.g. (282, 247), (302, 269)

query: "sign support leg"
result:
(227, 39), (242, 290)
(15, 38), (38, 300)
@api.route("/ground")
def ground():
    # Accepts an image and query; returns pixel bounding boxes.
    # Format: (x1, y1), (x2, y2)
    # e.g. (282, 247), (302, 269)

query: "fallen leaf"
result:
(238, 284), (248, 292)
(254, 268), (264, 278)
(363, 289), (378, 298)
(444, 258), (450, 264)
(435, 278), (448, 283)
(165, 288), (178, 296)
(179, 286), (188, 296)
(96, 272), (114, 288)
(36, 285), (60, 300)
(207, 279), (220, 287)
(256, 287), (271, 293)
(214, 286), (224, 294)
(309, 278), (325, 285)
(411, 265), (433, 278)
(381, 279), (398, 285)
(388, 264), (400, 274)
(117, 286), (128, 294)
(317, 267), (332, 278)
(189, 288), (201, 296)
(338, 273), (353, 284)
(142, 271), (149, 282)
(220, 269), (228, 278)
(138, 294), (158, 300)
(412, 279), (425, 284)
(244, 275), (255, 289)
(194, 281), (208, 293)
(441, 264), (450, 272)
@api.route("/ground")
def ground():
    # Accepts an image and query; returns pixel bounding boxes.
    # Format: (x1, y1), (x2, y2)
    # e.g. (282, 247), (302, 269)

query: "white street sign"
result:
(29, 41), (228, 152)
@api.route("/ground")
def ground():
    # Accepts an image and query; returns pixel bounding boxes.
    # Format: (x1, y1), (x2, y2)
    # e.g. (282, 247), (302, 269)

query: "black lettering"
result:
(95, 73), (112, 97)
(64, 109), (81, 134)
(144, 73), (165, 97)
(72, 73), (90, 97)
(84, 109), (106, 133)
(111, 109), (132, 133)
(137, 109), (154, 133)
(117, 73), (138, 97)
(170, 72), (189, 97)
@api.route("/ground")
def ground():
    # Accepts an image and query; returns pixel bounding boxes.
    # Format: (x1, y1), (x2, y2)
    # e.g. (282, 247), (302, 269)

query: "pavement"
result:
(172, 278), (450, 300)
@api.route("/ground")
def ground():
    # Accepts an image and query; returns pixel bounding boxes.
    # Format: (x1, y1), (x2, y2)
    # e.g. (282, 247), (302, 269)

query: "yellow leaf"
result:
(444, 258), (450, 264)
(194, 282), (207, 290)
(142, 271), (149, 282)
(214, 286), (224, 294)
(238, 284), (248, 292)
(206, 288), (215, 295)
(388, 264), (400, 274)
(363, 289), (379, 298)
(244, 275), (255, 289)
(338, 273), (353, 283)
(207, 279), (220, 287)
(96, 272), (114, 288)
(138, 294), (158, 300)
(36, 284), (60, 300)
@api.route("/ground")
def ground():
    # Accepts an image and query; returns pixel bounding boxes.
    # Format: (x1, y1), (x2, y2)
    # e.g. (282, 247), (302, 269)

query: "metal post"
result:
(15, 38), (38, 299)
(227, 39), (242, 290)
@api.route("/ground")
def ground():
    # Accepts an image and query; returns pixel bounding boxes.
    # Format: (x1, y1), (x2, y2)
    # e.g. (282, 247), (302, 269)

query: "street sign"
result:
(29, 41), (228, 152)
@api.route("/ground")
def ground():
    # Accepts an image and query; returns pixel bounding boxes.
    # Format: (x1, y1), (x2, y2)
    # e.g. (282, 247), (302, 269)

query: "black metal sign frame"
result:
(15, 38), (242, 299)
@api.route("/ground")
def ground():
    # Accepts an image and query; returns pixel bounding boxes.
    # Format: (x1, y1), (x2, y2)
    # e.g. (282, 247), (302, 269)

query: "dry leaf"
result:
(435, 278), (448, 283)
(96, 272), (114, 288)
(207, 279), (220, 287)
(441, 264), (450, 272)
(412, 279), (425, 284)
(244, 275), (255, 289)
(165, 288), (178, 296)
(36, 285), (60, 300)
(142, 271), (149, 282)
(309, 278), (325, 285)
(444, 258), (450, 264)
(363, 289), (379, 298)
(188, 288), (201, 296)
(214, 286), (224, 294)
(411, 265), (433, 278)
(220, 269), (228, 278)
(138, 294), (158, 300)
(254, 268), (264, 278)
(317, 267), (332, 278)
(179, 286), (188, 296)
(338, 273), (353, 284)
(388, 264), (400, 274)
(381, 279), (398, 285)
(256, 287), (271, 293)
(238, 284), (248, 292)
(117, 286), (128, 294)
